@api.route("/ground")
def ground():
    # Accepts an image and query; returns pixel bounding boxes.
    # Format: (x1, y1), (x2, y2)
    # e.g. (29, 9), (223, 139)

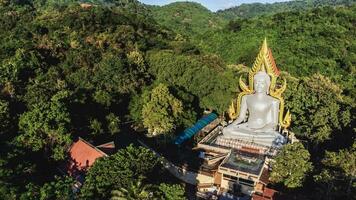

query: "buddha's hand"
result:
(257, 123), (277, 132)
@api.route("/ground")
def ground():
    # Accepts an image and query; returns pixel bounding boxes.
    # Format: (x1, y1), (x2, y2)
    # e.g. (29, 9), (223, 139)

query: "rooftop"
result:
(220, 150), (264, 175)
(67, 138), (107, 176)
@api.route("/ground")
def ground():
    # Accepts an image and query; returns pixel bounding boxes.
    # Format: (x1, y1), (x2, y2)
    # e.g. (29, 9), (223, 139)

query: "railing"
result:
(199, 125), (222, 144)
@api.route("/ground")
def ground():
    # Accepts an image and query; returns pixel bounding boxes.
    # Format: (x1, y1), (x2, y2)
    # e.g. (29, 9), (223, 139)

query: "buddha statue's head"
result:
(254, 71), (271, 94)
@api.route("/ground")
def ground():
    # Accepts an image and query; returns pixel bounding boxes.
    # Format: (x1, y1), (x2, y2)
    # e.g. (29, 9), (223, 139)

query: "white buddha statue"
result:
(222, 71), (286, 147)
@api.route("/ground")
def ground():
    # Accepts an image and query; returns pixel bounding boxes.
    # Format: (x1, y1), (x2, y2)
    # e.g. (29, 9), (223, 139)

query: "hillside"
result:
(197, 6), (356, 97)
(149, 1), (355, 96)
(217, 0), (356, 19)
(148, 2), (226, 36)
(0, 0), (241, 198)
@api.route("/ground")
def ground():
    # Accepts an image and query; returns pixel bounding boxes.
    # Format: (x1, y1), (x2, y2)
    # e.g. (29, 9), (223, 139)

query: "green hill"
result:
(148, 2), (227, 36)
(195, 5), (356, 95)
(217, 0), (356, 19)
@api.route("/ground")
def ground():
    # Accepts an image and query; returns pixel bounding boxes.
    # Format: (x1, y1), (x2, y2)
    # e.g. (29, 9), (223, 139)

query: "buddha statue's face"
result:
(254, 72), (270, 94)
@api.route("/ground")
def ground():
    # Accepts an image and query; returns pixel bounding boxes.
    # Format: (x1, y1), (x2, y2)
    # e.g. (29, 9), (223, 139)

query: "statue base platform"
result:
(215, 136), (281, 156)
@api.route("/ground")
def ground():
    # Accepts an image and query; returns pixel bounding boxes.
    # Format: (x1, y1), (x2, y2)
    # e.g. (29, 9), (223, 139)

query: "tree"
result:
(111, 182), (186, 200)
(0, 99), (10, 134)
(270, 142), (313, 188)
(314, 142), (356, 198)
(142, 84), (183, 136)
(0, 184), (17, 200)
(106, 113), (120, 135)
(20, 176), (75, 200)
(89, 118), (104, 136)
(17, 91), (72, 160)
(80, 144), (159, 199)
(0, 49), (40, 95)
(146, 50), (238, 114)
(111, 180), (153, 200)
(284, 74), (352, 145)
(157, 183), (186, 200)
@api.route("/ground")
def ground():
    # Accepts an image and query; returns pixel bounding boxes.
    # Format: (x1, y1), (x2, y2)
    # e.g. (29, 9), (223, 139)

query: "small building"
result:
(65, 137), (114, 189)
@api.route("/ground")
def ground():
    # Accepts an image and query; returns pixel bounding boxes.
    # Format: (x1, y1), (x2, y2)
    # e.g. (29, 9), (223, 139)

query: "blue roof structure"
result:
(174, 113), (218, 145)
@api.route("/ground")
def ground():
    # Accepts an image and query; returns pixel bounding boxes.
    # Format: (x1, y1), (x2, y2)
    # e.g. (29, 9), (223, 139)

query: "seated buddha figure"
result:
(222, 71), (286, 147)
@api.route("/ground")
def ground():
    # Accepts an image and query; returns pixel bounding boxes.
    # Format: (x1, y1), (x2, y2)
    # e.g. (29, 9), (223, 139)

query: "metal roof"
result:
(174, 113), (218, 145)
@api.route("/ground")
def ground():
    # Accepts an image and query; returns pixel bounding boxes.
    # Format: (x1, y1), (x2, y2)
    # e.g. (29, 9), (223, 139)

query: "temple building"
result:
(61, 137), (115, 190)
(189, 40), (298, 200)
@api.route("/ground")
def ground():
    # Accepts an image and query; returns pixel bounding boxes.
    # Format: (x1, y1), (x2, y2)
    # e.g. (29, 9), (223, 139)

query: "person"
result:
(222, 71), (285, 147)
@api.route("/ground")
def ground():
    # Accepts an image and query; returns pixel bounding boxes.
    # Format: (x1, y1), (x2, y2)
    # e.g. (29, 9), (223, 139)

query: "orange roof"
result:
(252, 194), (268, 200)
(67, 138), (107, 175)
(96, 141), (115, 149)
(263, 188), (277, 198)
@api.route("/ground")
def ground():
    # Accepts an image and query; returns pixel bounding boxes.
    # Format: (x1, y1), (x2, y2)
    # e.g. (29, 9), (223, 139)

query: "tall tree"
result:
(319, 142), (356, 198)
(20, 176), (75, 200)
(284, 74), (352, 145)
(111, 180), (153, 200)
(80, 144), (159, 199)
(142, 84), (183, 136)
(17, 91), (72, 160)
(270, 142), (313, 188)
(157, 183), (186, 200)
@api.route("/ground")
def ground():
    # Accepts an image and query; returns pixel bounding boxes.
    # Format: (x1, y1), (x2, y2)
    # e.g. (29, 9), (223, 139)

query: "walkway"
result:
(137, 140), (198, 185)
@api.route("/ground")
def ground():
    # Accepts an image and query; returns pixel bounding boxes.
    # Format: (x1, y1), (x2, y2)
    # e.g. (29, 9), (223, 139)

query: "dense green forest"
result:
(0, 0), (355, 199)
(217, 0), (356, 19)
(149, 2), (226, 36)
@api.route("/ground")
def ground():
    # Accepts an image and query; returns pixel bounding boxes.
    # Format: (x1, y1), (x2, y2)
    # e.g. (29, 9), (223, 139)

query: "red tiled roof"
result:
(96, 141), (115, 155)
(67, 138), (107, 175)
(263, 188), (277, 198)
(252, 194), (269, 200)
(96, 141), (115, 149)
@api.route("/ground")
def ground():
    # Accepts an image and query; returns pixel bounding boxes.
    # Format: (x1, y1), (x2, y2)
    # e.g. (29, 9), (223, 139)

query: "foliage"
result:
(110, 181), (186, 200)
(80, 144), (159, 199)
(106, 113), (120, 135)
(17, 91), (72, 160)
(196, 6), (356, 82)
(142, 83), (183, 135)
(89, 118), (104, 136)
(157, 183), (186, 200)
(111, 180), (153, 200)
(270, 142), (313, 188)
(149, 2), (226, 36)
(20, 176), (75, 200)
(146, 50), (239, 113)
(216, 0), (356, 19)
(0, 98), (10, 134)
(323, 143), (356, 181)
(314, 143), (356, 198)
(0, 1), (176, 196)
(284, 74), (352, 144)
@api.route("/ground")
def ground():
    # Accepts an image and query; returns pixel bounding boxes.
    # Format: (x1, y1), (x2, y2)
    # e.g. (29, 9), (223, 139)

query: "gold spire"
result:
(228, 39), (291, 129)
(261, 37), (268, 55)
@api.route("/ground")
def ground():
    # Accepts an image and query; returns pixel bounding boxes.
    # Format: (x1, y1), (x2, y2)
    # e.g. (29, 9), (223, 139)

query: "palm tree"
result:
(111, 180), (154, 200)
